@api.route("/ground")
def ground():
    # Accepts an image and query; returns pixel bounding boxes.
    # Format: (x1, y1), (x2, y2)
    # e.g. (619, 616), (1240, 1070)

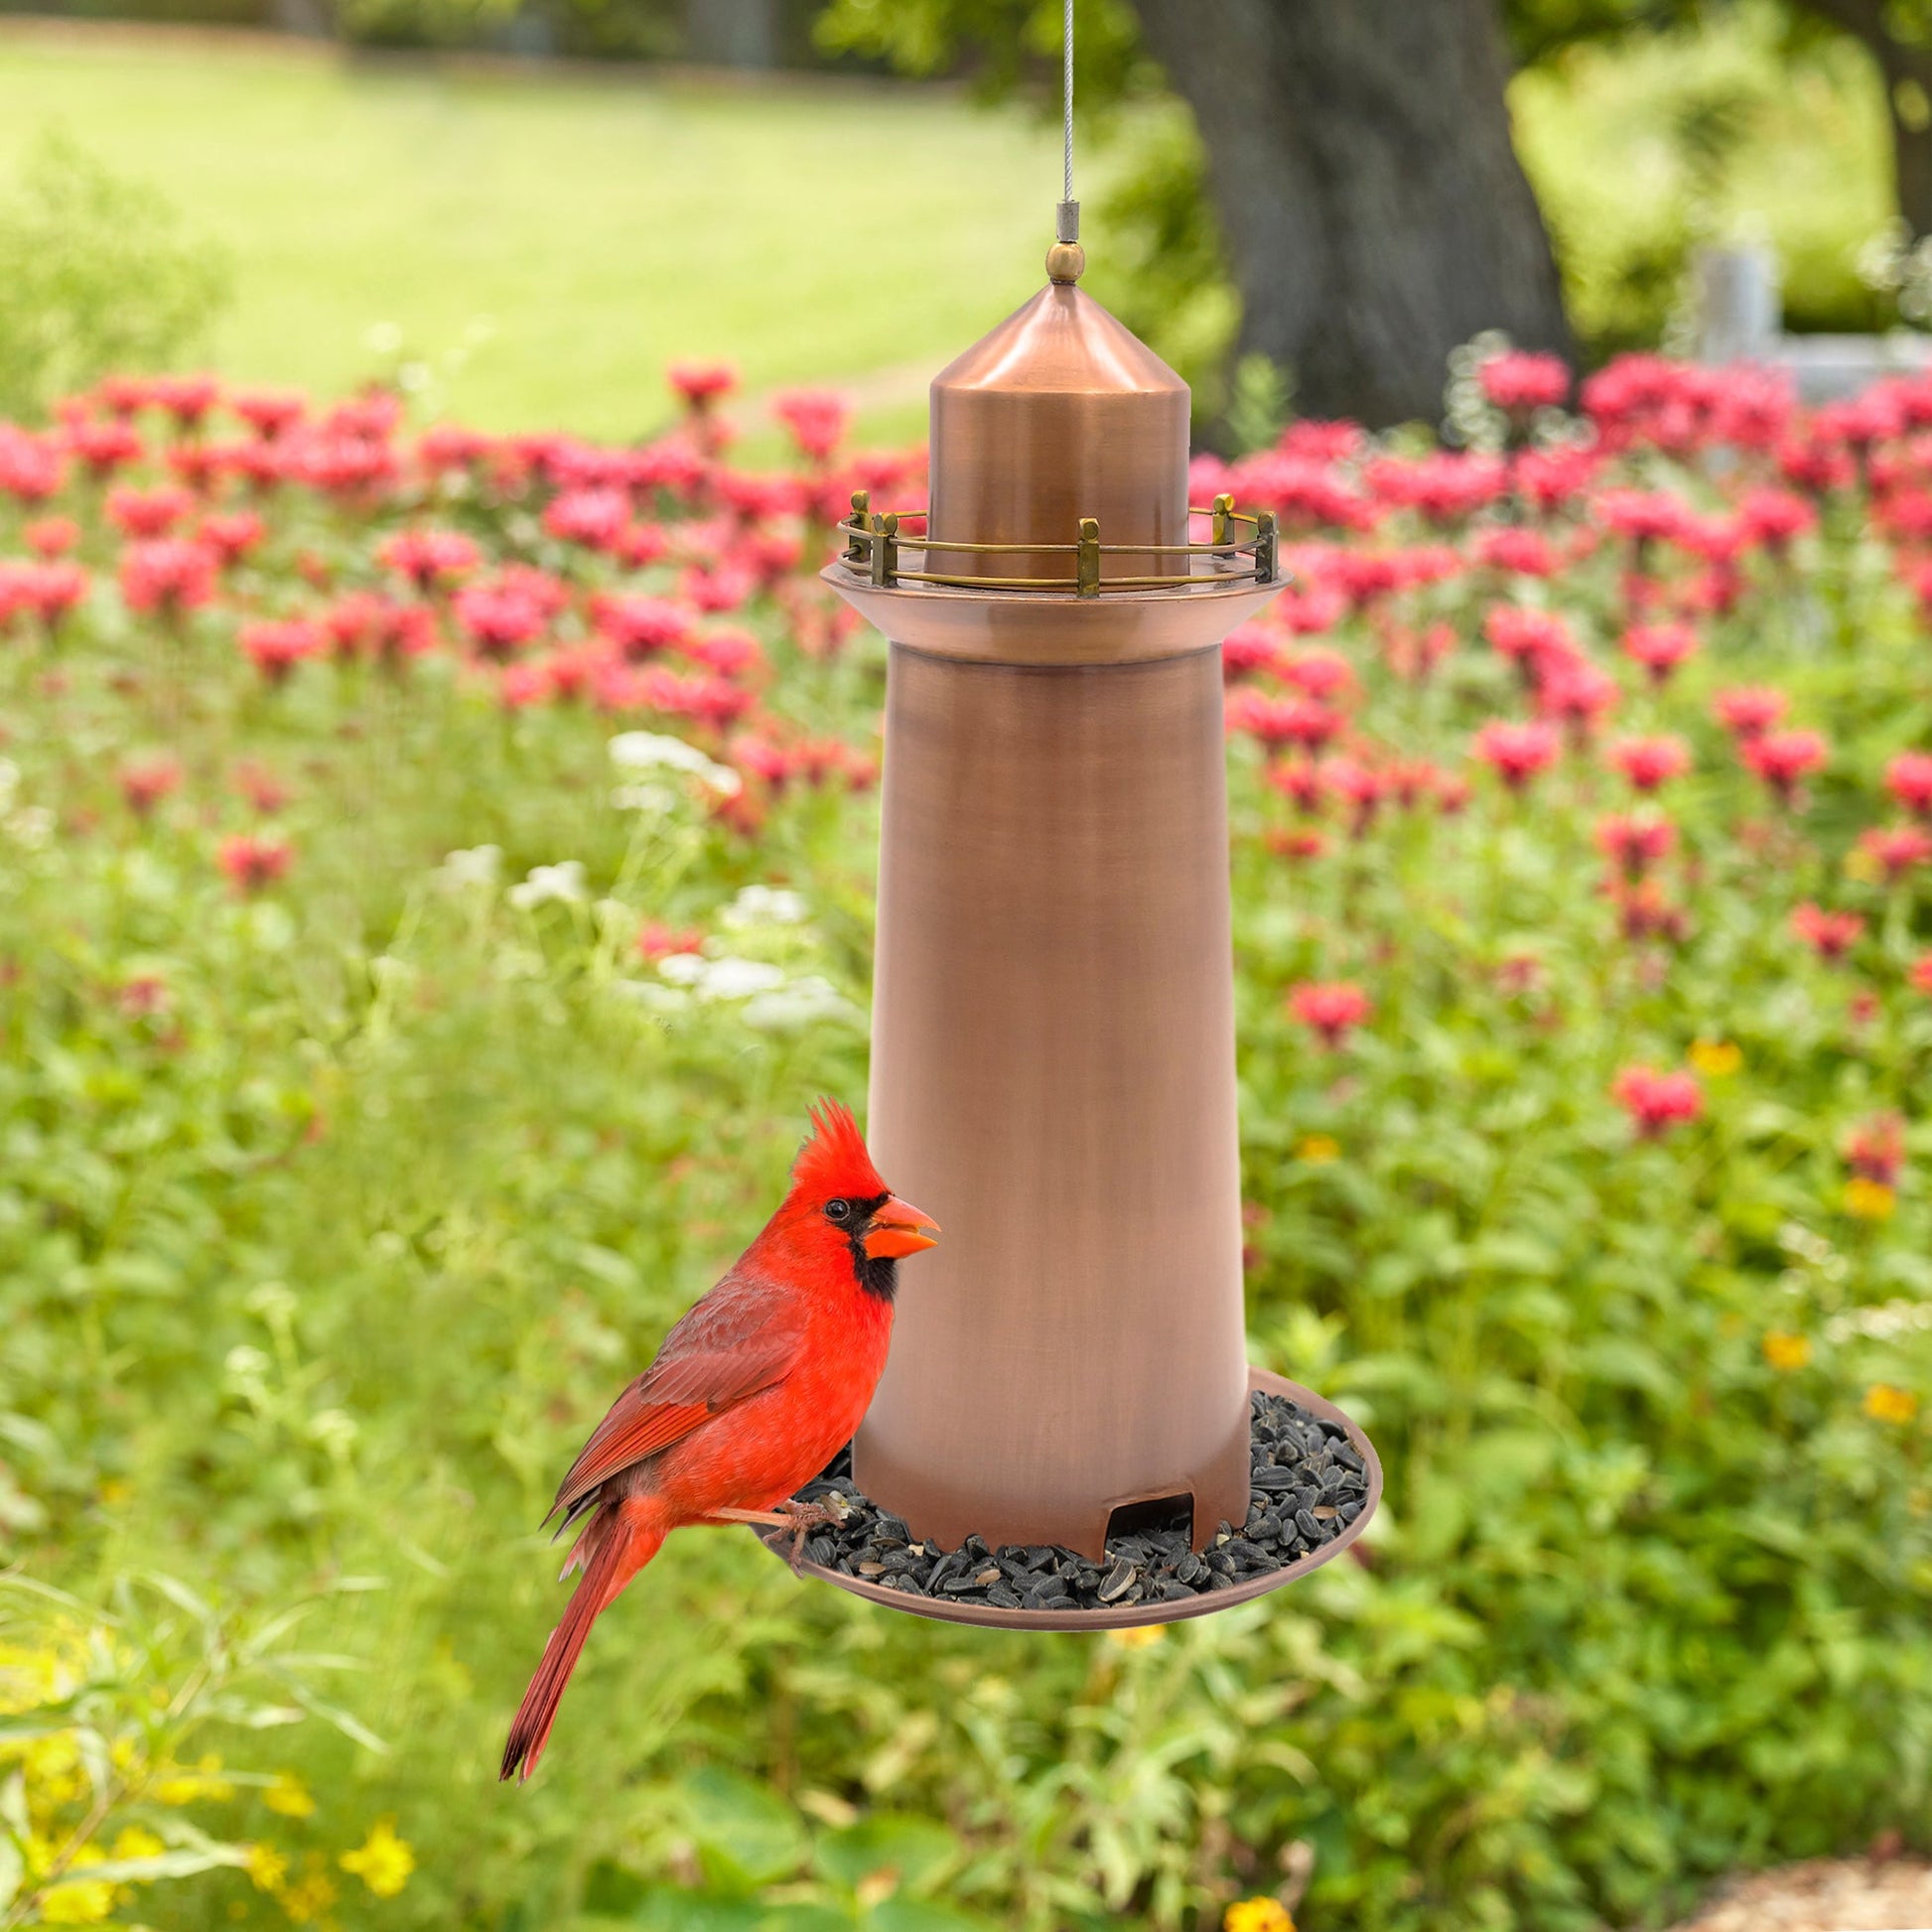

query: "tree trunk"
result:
(1128, 0), (1572, 428)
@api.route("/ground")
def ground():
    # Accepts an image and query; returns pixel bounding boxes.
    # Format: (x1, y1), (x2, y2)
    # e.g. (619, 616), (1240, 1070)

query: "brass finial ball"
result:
(1046, 240), (1086, 286)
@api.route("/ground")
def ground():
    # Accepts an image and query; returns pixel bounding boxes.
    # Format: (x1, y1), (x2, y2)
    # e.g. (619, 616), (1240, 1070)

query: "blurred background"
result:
(0, 0), (1925, 440)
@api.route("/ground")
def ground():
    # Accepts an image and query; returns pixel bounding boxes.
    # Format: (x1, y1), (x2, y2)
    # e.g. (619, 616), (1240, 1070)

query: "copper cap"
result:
(927, 283), (1189, 586)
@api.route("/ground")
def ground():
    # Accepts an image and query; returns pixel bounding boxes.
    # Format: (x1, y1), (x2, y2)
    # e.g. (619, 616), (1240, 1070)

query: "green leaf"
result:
(632, 1887), (765, 1931)
(680, 1768), (806, 1891)
(817, 1816), (960, 1895)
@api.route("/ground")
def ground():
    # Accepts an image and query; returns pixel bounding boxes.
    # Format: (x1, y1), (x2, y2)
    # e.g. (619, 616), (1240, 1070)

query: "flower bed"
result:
(1, 348), (1929, 1931)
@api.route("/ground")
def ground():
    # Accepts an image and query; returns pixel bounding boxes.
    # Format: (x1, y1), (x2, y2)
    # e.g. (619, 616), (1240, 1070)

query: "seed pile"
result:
(762, 1390), (1370, 1613)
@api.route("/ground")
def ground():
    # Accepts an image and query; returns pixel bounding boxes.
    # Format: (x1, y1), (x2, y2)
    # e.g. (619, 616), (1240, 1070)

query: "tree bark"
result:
(1129, 0), (1573, 427)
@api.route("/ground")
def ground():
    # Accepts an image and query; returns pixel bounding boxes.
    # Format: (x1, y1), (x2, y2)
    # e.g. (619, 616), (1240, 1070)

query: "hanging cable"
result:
(1056, 0), (1078, 244)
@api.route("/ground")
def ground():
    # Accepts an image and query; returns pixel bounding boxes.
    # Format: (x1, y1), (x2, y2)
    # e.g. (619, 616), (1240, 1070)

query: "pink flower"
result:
(198, 510), (266, 566)
(377, 527), (481, 592)
(1712, 686), (1789, 741)
(592, 593), (692, 660)
(1279, 647), (1354, 704)
(1912, 953), (1932, 995)
(1228, 691), (1344, 753)
(770, 389), (850, 464)
(1471, 525), (1561, 577)
(1221, 622), (1282, 682)
(635, 920), (704, 962)
(1885, 751), (1932, 820)
(119, 755), (183, 817)
(105, 484), (194, 539)
(217, 832), (293, 893)
(1595, 810), (1677, 878)
(453, 578), (550, 658)
(230, 388), (307, 440)
(119, 538), (216, 618)
(1472, 718), (1562, 791)
(23, 517), (78, 558)
(1735, 486), (1816, 553)
(1741, 728), (1829, 805)
(1845, 1112), (1905, 1188)
(1791, 901), (1865, 961)
(239, 618), (323, 685)
(1611, 1064), (1704, 1139)
(667, 361), (738, 410)
(542, 488), (632, 551)
(1858, 824), (1932, 881)
(1479, 350), (1570, 413)
(1620, 621), (1697, 685)
(1606, 734), (1692, 793)
(1287, 980), (1373, 1046)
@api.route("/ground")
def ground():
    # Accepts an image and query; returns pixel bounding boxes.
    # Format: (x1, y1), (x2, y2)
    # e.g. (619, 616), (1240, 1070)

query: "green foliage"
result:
(1, 372), (1930, 1932)
(0, 131), (228, 425)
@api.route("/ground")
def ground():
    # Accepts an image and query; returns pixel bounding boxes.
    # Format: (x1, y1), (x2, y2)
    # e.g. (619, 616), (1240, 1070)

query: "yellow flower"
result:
(1865, 1383), (1919, 1425)
(1844, 1177), (1896, 1221)
(341, 1819), (415, 1898)
(96, 1478), (130, 1506)
(1296, 1134), (1340, 1165)
(39, 1879), (116, 1924)
(245, 1843), (290, 1892)
(1688, 1038), (1741, 1077)
(1225, 1900), (1296, 1932)
(1106, 1624), (1166, 1650)
(39, 1851), (114, 1926)
(110, 1826), (165, 1862)
(278, 1864), (339, 1924)
(1762, 1331), (1813, 1372)
(265, 1773), (317, 1819)
(152, 1751), (233, 1805)
(1845, 846), (1883, 886)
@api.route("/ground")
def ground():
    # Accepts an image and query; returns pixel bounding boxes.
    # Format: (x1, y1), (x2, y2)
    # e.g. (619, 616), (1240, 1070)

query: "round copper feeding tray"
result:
(756, 1369), (1381, 1633)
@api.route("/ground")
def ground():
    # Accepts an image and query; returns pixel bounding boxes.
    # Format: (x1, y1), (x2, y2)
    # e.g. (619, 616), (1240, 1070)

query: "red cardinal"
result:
(500, 1099), (938, 1782)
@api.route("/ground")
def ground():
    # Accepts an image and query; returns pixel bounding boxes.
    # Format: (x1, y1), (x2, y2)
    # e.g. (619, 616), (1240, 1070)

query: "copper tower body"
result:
(814, 242), (1381, 1621)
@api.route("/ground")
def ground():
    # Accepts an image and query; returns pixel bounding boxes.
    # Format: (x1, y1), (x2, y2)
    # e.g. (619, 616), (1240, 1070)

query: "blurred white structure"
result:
(1694, 242), (1932, 402)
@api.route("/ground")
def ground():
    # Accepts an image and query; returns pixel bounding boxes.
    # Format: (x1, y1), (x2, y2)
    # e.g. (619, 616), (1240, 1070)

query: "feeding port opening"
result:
(1106, 1493), (1194, 1547)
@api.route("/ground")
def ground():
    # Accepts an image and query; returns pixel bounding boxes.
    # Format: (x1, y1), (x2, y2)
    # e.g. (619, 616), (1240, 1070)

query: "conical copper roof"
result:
(927, 282), (1189, 586)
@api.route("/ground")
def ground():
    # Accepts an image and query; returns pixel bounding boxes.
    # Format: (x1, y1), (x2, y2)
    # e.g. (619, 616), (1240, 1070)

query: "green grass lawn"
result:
(0, 24), (1061, 440)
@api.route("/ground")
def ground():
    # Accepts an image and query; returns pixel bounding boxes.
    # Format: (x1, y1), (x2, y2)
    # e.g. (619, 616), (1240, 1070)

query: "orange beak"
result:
(862, 1195), (941, 1260)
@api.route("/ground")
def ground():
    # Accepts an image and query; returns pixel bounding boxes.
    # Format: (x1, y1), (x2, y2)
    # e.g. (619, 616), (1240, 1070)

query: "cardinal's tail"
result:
(500, 1495), (664, 1783)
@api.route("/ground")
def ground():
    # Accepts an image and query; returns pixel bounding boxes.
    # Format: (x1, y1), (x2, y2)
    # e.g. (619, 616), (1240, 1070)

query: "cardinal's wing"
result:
(546, 1273), (805, 1523)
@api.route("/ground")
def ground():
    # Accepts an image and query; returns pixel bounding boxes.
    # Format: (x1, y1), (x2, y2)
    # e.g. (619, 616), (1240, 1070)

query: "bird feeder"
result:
(800, 229), (1381, 1631)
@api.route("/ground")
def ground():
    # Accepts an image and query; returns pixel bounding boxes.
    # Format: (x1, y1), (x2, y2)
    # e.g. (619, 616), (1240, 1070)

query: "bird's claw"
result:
(772, 1496), (846, 1574)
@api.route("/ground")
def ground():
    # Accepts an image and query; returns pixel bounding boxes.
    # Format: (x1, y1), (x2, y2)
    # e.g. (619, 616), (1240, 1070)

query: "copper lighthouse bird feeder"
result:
(780, 205), (1383, 1630)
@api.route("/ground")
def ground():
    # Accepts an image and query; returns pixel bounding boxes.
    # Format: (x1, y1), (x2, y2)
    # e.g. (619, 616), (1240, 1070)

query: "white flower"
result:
(609, 730), (709, 773)
(610, 782), (680, 815)
(719, 884), (810, 929)
(608, 731), (741, 797)
(690, 956), (788, 1001)
(656, 951), (711, 986)
(509, 861), (588, 909)
(0, 759), (19, 809)
(742, 976), (864, 1031)
(438, 844), (501, 890)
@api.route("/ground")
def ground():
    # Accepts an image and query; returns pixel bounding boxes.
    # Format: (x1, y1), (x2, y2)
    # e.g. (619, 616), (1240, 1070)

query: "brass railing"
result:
(833, 491), (1278, 597)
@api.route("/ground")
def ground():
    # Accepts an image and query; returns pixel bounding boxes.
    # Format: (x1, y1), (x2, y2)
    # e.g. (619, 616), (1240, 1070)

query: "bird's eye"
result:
(824, 1198), (852, 1223)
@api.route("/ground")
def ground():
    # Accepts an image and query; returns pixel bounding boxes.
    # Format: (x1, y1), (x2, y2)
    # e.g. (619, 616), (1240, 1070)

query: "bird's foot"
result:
(770, 1496), (847, 1574)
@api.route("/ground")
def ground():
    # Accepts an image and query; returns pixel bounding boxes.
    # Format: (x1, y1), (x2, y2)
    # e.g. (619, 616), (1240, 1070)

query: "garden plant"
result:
(1, 346), (1930, 1930)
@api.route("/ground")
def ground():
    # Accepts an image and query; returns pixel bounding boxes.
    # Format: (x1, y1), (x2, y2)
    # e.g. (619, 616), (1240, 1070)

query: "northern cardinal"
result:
(500, 1099), (939, 1782)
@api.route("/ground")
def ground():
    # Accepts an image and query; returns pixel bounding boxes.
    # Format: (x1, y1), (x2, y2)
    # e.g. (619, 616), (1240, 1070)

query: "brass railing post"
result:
(846, 489), (871, 565)
(871, 511), (899, 589)
(1076, 517), (1100, 598)
(1255, 510), (1279, 584)
(1211, 492), (1234, 547)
